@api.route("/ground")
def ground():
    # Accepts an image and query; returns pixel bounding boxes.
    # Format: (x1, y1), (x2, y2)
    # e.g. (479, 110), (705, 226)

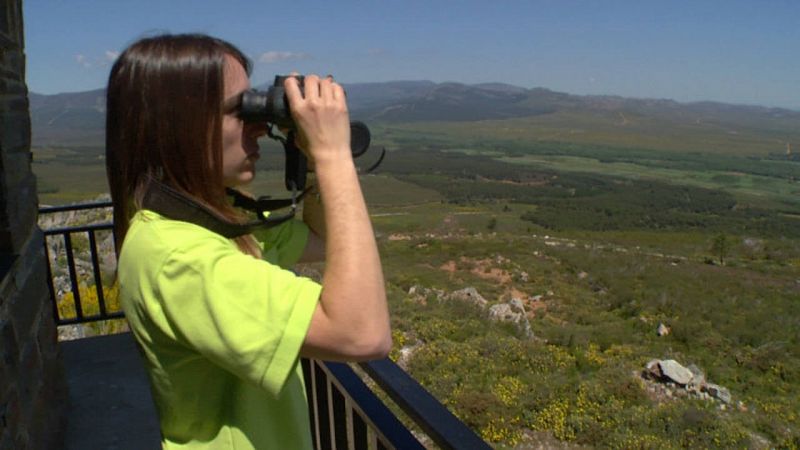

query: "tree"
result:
(710, 233), (730, 265)
(487, 217), (498, 231)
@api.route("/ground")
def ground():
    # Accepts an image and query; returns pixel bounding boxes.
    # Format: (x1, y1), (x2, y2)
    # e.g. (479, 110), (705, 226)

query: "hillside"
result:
(29, 82), (800, 156)
(32, 81), (800, 446)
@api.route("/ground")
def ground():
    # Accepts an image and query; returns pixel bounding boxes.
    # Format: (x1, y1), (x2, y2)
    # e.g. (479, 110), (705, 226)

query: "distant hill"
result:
(29, 89), (107, 146)
(29, 81), (800, 149)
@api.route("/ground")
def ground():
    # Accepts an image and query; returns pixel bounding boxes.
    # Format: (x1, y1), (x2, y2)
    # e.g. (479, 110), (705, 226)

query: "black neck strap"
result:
(141, 179), (309, 238)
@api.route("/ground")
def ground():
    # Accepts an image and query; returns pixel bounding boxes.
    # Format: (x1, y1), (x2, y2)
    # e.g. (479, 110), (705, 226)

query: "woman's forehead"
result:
(223, 54), (249, 97)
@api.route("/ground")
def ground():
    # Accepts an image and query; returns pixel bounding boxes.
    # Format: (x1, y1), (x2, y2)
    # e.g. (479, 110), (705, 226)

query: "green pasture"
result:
(377, 109), (799, 157)
(34, 162), (109, 205)
(498, 154), (800, 210)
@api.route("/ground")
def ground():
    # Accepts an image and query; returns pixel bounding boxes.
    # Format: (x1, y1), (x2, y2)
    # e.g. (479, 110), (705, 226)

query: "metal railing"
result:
(40, 201), (121, 325)
(40, 202), (490, 450)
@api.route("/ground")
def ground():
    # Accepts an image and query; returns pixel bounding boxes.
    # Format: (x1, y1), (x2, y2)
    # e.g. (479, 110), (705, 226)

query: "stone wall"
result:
(0, 0), (66, 448)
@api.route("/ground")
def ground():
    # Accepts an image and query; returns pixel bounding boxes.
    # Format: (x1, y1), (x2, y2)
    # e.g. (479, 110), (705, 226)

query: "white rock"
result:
(658, 360), (694, 385)
(705, 383), (732, 404)
(449, 287), (488, 308)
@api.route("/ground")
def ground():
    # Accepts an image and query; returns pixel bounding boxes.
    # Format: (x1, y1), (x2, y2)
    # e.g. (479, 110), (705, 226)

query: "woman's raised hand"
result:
(284, 75), (352, 167)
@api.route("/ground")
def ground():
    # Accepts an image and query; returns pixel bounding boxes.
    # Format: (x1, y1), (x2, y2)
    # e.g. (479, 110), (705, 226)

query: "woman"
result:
(106, 33), (391, 449)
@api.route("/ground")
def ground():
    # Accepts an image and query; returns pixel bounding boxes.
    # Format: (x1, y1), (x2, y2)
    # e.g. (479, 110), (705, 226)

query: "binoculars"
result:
(240, 75), (371, 158)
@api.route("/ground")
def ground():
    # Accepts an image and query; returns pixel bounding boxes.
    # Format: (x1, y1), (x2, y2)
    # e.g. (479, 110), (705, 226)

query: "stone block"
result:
(0, 47), (24, 75)
(0, 1), (12, 36)
(0, 433), (12, 450)
(9, 278), (46, 346)
(2, 393), (20, 437)
(0, 319), (17, 370)
(17, 340), (42, 403)
(11, 229), (46, 285)
(0, 235), (12, 255)
(14, 428), (28, 450)
(0, 186), (41, 255)
(0, 253), (16, 289)
(0, 152), (32, 189)
(36, 309), (58, 357)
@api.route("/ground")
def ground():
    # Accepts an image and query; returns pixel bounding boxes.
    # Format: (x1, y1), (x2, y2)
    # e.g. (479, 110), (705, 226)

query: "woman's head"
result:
(106, 33), (262, 250)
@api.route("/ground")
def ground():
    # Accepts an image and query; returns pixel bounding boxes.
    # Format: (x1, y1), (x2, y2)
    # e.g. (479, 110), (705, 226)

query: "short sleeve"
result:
(155, 237), (321, 396)
(252, 219), (310, 268)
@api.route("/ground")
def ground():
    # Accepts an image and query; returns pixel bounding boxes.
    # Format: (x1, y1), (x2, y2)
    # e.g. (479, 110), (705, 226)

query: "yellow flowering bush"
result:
(57, 282), (127, 335)
(480, 416), (523, 445)
(491, 376), (524, 407)
(58, 281), (121, 319)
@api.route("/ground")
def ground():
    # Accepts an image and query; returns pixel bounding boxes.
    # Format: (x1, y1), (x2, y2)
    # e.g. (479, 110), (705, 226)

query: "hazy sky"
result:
(24, 0), (800, 110)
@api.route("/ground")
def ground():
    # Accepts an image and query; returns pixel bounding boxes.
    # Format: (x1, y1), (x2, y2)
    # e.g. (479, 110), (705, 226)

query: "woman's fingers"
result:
(283, 73), (351, 164)
(304, 74), (321, 100)
(284, 75), (303, 104)
(285, 73), (342, 105)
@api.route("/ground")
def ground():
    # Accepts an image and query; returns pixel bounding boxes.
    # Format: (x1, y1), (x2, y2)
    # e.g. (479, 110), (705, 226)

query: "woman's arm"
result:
(285, 75), (391, 361)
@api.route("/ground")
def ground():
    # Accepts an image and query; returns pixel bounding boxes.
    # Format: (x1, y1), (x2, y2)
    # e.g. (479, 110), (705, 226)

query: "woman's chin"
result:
(224, 171), (255, 188)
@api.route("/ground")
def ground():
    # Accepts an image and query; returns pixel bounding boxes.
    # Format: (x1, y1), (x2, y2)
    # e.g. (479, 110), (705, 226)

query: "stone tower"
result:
(1, 0), (67, 448)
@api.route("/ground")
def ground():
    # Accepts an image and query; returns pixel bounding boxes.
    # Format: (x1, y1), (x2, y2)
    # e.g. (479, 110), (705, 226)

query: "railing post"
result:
(87, 230), (108, 316)
(63, 233), (84, 320)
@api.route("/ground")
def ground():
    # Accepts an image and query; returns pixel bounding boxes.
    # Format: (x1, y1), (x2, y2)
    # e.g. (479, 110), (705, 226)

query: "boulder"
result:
(658, 359), (694, 385)
(686, 364), (706, 390)
(644, 359), (663, 379)
(489, 302), (533, 338)
(449, 287), (488, 309)
(704, 383), (732, 404)
(509, 297), (525, 313)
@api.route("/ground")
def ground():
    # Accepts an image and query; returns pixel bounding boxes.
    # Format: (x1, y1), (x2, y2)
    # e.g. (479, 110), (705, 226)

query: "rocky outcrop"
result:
(408, 285), (489, 309)
(449, 287), (489, 309)
(408, 285), (533, 338)
(489, 298), (534, 338)
(642, 359), (735, 406)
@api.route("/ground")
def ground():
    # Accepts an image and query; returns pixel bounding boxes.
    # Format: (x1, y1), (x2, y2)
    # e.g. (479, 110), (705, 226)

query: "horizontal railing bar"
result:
(322, 361), (424, 449)
(39, 201), (113, 214)
(43, 223), (114, 235)
(360, 359), (491, 450)
(56, 312), (125, 326)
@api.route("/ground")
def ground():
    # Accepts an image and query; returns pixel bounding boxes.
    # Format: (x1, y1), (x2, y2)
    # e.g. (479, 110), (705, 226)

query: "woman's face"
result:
(221, 55), (265, 187)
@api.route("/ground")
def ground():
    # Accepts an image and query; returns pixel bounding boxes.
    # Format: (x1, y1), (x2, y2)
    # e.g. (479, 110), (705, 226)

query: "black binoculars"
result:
(239, 75), (371, 158)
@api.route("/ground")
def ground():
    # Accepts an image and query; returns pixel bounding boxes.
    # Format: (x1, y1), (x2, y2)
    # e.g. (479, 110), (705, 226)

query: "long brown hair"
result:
(106, 33), (260, 256)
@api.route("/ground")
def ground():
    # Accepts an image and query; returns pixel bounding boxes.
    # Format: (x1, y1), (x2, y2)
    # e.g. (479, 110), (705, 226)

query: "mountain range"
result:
(28, 81), (800, 148)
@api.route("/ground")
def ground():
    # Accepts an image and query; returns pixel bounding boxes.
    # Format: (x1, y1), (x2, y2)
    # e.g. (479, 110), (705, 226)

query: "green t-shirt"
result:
(118, 210), (321, 449)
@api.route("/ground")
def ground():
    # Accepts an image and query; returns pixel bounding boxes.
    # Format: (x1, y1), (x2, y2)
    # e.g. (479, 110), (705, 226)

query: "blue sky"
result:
(24, 0), (800, 109)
